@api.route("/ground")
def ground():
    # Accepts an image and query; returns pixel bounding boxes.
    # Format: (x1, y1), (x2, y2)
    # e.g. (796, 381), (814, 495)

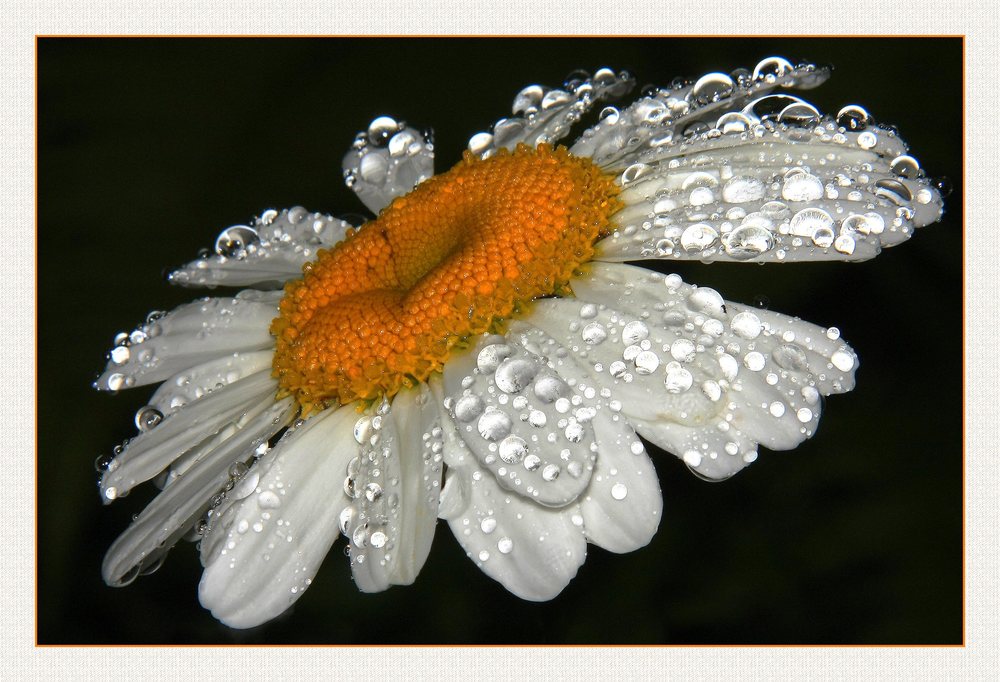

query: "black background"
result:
(37, 37), (963, 644)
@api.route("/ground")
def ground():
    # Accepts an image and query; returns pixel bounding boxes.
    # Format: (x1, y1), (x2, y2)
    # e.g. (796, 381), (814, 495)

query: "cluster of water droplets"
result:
(96, 290), (278, 397)
(342, 116), (435, 214)
(575, 57), (945, 264)
(338, 390), (443, 590)
(467, 67), (634, 158)
(168, 207), (354, 289)
(521, 265), (856, 480)
(441, 335), (602, 506)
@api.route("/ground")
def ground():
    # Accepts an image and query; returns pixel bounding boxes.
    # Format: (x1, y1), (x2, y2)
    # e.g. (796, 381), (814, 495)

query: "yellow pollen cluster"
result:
(271, 143), (621, 412)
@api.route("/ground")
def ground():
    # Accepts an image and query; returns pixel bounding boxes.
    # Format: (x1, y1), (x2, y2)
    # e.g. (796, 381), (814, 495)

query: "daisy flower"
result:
(93, 56), (945, 629)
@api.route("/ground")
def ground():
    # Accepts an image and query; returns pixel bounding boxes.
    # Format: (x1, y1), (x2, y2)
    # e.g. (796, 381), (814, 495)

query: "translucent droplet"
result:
(134, 405), (163, 432)
(752, 56), (793, 82)
(454, 394), (485, 423)
(214, 225), (259, 258)
(890, 155), (921, 179)
(478, 408), (512, 441)
(680, 223), (718, 252)
(723, 224), (774, 260)
(367, 116), (399, 146)
(691, 72), (734, 105)
(498, 435), (528, 464)
(495, 358), (537, 394)
(836, 104), (871, 131)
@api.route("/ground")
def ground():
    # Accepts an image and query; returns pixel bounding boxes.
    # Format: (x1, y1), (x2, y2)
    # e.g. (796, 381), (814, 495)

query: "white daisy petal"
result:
(168, 208), (353, 289)
(96, 292), (279, 390)
(148, 350), (273, 417)
(102, 397), (294, 588)
(578, 407), (662, 554)
(571, 57), (829, 166)
(438, 402), (587, 600)
(519, 262), (855, 479)
(198, 404), (356, 629)
(587, 61), (942, 263)
(100, 371), (278, 500)
(467, 67), (633, 158)
(346, 384), (443, 592)
(342, 119), (434, 214)
(441, 334), (597, 507)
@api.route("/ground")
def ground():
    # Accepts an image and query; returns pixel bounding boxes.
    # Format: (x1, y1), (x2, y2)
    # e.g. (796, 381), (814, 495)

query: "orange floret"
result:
(271, 144), (621, 412)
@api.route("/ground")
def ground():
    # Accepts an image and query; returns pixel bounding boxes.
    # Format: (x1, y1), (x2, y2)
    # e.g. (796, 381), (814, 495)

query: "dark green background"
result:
(37, 38), (963, 644)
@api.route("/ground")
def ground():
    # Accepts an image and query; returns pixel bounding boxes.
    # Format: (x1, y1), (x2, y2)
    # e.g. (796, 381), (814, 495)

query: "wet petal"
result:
(168, 208), (353, 289)
(578, 406), (662, 553)
(148, 350), (273, 417)
(100, 371), (279, 500)
(519, 262), (855, 480)
(437, 400), (587, 600)
(468, 67), (633, 158)
(587, 59), (942, 263)
(198, 405), (357, 629)
(342, 118), (434, 214)
(102, 397), (294, 587)
(441, 334), (597, 507)
(346, 385), (443, 592)
(571, 57), (829, 166)
(96, 292), (278, 390)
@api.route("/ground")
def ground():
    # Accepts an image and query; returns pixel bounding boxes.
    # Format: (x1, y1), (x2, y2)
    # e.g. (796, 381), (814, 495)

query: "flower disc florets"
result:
(271, 144), (621, 411)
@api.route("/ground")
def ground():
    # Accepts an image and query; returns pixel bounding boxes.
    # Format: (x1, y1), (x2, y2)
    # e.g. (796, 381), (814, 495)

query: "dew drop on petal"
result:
(611, 483), (628, 500)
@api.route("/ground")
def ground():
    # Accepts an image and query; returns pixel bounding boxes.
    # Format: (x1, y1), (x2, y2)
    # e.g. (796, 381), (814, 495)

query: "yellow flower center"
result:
(271, 144), (621, 412)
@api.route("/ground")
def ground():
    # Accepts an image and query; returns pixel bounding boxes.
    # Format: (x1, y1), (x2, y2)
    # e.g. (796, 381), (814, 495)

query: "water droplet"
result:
(691, 72), (734, 105)
(364, 482), (383, 503)
(743, 351), (766, 372)
(481, 517), (497, 534)
(634, 350), (660, 375)
(830, 350), (856, 372)
(670, 339), (696, 362)
(582, 322), (608, 345)
(498, 435), (528, 464)
(722, 176), (765, 203)
(367, 116), (399, 145)
(257, 490), (281, 509)
(680, 223), (718, 252)
(682, 450), (703, 467)
(369, 530), (388, 549)
(837, 104), (871, 131)
(134, 405), (164, 432)
(723, 224), (774, 260)
(782, 173), (823, 202)
(214, 225), (259, 258)
(478, 408), (512, 441)
(454, 394), (485, 423)
(769, 401), (786, 417)
(772, 344), (809, 372)
(874, 178), (912, 205)
(110, 346), (130, 365)
(541, 464), (561, 481)
(731, 312), (762, 340)
(664, 362), (693, 393)
(477, 344), (512, 373)
(890, 155), (921, 179)
(495, 358), (538, 394)
(857, 131), (878, 150)
(533, 375), (568, 403)
(752, 56), (793, 82)
(497, 536), (513, 554)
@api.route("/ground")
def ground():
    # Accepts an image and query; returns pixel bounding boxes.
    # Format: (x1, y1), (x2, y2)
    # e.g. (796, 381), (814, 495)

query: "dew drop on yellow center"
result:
(271, 144), (621, 411)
